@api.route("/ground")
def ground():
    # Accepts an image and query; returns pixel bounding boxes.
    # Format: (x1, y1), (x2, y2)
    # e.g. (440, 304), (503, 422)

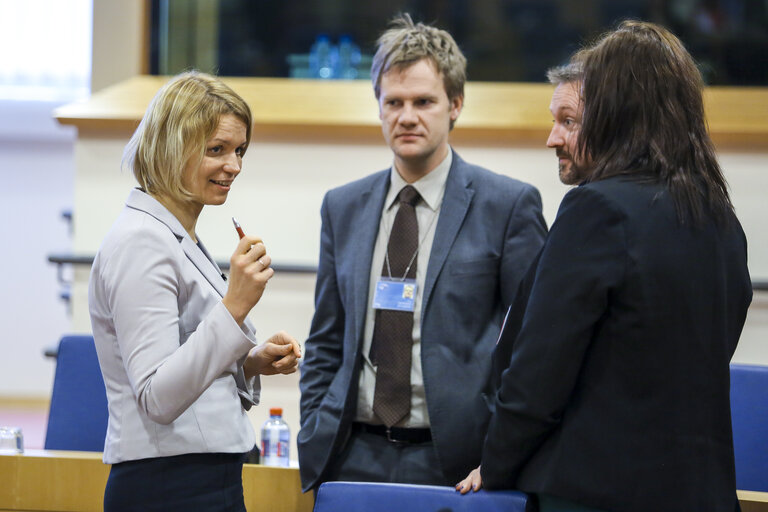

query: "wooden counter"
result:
(741, 491), (768, 512)
(0, 450), (313, 512)
(53, 75), (768, 149)
(1, 450), (766, 511)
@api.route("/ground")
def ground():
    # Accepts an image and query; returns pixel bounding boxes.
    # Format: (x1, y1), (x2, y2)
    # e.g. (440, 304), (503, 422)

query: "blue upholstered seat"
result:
(731, 363), (768, 492)
(313, 481), (530, 512)
(44, 334), (108, 451)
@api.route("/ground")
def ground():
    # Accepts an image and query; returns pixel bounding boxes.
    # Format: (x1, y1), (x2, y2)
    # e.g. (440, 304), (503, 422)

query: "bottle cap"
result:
(269, 407), (283, 416)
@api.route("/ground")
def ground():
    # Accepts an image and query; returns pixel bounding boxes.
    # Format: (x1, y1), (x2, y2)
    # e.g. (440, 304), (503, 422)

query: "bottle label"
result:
(261, 427), (290, 467)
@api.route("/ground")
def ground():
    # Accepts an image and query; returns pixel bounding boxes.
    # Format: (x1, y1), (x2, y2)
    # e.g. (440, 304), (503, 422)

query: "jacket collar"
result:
(353, 173), (390, 342)
(125, 188), (228, 298)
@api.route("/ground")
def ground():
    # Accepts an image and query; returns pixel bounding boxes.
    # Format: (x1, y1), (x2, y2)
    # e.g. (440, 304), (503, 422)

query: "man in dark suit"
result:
(297, 14), (547, 491)
(458, 21), (752, 512)
(487, 61), (585, 396)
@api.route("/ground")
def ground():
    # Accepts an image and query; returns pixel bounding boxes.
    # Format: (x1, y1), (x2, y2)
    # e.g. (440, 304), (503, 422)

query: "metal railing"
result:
(47, 253), (768, 290)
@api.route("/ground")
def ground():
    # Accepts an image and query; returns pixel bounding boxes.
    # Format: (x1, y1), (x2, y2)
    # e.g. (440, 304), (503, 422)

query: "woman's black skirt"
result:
(104, 452), (248, 512)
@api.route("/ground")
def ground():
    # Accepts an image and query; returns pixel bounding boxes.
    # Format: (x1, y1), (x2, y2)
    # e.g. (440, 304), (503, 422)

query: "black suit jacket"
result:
(482, 176), (752, 512)
(298, 152), (547, 490)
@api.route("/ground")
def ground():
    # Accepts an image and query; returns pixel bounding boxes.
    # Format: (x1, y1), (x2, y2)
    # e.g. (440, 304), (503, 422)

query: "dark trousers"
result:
(326, 428), (450, 486)
(104, 452), (248, 512)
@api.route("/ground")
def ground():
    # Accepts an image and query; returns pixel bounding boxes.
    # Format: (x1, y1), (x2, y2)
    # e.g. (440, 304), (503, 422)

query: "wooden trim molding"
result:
(1, 451), (765, 511)
(0, 450), (313, 512)
(54, 75), (768, 150)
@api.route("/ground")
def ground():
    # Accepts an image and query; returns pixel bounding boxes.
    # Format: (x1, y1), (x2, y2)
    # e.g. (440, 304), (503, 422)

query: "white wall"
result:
(91, 0), (144, 92)
(0, 100), (76, 397)
(1, 0), (763, 465)
(64, 137), (574, 460)
(0, 0), (145, 400)
(0, 112), (765, 453)
(63, 130), (768, 460)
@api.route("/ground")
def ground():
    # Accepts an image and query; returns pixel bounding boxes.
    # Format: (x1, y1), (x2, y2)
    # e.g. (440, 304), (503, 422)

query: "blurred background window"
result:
(0, 0), (92, 101)
(149, 0), (768, 85)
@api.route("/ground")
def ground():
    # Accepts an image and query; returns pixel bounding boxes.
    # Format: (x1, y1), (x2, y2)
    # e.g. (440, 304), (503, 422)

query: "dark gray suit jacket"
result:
(482, 176), (752, 512)
(298, 151), (547, 490)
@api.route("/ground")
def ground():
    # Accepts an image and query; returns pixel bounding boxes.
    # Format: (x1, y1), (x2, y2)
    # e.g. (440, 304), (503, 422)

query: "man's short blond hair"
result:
(371, 13), (467, 102)
(124, 71), (252, 203)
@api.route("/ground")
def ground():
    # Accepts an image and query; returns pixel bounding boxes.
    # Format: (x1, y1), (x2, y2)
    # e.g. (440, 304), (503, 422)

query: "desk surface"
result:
(54, 75), (768, 149)
(0, 450), (313, 512)
(1, 450), (766, 511)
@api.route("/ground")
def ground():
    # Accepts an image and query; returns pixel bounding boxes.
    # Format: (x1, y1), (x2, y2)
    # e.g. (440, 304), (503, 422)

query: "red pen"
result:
(232, 217), (245, 239)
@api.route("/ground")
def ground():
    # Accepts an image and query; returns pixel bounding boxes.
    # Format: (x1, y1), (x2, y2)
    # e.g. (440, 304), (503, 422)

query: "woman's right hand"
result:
(455, 466), (483, 494)
(222, 235), (274, 324)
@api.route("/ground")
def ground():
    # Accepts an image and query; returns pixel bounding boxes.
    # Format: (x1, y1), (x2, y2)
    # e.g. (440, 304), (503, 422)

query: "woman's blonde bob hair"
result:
(124, 71), (252, 203)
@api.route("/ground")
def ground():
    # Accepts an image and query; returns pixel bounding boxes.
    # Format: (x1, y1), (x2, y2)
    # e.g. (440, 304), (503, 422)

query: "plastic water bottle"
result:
(260, 407), (290, 467)
(336, 35), (361, 79)
(309, 35), (337, 79)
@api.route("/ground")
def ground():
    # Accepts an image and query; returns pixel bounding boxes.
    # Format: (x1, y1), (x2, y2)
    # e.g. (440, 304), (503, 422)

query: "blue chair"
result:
(44, 335), (108, 451)
(313, 481), (530, 512)
(730, 363), (768, 492)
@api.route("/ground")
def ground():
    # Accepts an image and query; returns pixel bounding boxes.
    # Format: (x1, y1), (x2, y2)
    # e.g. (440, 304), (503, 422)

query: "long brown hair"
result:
(577, 20), (733, 224)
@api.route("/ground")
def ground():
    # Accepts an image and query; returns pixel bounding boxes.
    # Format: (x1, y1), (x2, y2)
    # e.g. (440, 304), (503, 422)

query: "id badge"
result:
(373, 278), (417, 312)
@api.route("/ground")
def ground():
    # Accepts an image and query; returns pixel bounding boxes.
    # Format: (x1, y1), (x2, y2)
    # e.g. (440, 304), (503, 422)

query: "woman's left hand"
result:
(455, 466), (483, 494)
(243, 331), (302, 378)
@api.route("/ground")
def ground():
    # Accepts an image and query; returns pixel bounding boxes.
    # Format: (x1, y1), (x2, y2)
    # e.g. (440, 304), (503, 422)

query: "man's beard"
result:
(557, 149), (589, 185)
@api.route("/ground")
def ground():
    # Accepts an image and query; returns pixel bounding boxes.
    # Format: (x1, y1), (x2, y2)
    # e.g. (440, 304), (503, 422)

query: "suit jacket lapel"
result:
(353, 172), (390, 346)
(423, 154), (474, 312)
(179, 237), (228, 298)
(180, 237), (254, 409)
(124, 189), (256, 409)
(125, 188), (229, 298)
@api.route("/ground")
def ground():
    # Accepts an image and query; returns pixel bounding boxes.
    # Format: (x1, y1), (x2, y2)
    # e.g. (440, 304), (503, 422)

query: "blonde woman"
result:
(89, 71), (300, 511)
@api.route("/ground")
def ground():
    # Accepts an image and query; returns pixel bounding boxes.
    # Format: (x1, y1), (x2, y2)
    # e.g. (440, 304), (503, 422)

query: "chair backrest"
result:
(44, 335), (108, 451)
(313, 481), (530, 512)
(730, 363), (768, 492)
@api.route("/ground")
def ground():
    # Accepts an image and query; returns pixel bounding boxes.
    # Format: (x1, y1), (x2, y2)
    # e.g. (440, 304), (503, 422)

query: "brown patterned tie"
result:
(371, 185), (420, 427)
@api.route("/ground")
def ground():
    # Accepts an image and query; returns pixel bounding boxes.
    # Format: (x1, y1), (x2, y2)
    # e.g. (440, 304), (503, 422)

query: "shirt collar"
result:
(385, 149), (452, 212)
